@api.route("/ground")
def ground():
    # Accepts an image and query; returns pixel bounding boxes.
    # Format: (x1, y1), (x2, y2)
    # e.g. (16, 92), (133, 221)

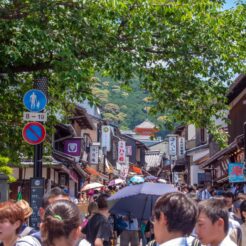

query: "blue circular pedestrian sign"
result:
(23, 89), (47, 112)
(22, 122), (46, 145)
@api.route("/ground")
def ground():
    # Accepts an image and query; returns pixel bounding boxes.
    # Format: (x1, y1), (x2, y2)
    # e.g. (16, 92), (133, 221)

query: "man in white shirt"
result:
(196, 198), (236, 246)
(201, 185), (212, 201)
(152, 192), (198, 246)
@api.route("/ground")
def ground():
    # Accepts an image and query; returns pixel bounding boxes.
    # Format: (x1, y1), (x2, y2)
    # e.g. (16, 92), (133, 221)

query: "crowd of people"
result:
(0, 180), (246, 246)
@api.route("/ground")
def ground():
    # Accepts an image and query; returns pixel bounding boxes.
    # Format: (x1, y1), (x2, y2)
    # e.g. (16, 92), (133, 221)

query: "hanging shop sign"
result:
(168, 136), (177, 156)
(63, 138), (81, 157)
(178, 137), (186, 157)
(228, 163), (245, 183)
(90, 145), (99, 164)
(126, 146), (132, 156)
(118, 140), (126, 164)
(101, 125), (111, 151)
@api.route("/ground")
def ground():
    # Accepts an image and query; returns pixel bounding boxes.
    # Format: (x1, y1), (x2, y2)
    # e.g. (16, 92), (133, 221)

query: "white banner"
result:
(90, 145), (99, 164)
(101, 125), (111, 151)
(169, 136), (177, 156)
(118, 140), (126, 164)
(126, 146), (132, 156)
(118, 163), (129, 179)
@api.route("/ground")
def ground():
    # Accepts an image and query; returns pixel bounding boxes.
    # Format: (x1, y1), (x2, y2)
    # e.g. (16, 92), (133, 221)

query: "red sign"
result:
(22, 122), (46, 145)
(118, 140), (126, 164)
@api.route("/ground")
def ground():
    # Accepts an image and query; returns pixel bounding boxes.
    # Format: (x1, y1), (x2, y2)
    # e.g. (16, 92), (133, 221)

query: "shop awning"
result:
(201, 134), (244, 168)
(84, 166), (109, 181)
(145, 151), (162, 170)
(130, 165), (142, 174)
(85, 166), (100, 176)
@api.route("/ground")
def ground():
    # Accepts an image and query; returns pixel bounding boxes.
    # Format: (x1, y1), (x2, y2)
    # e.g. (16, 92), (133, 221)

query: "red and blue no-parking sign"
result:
(22, 122), (46, 145)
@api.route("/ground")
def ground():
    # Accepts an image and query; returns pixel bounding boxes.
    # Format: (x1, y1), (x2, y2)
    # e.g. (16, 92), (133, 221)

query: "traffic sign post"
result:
(23, 79), (48, 180)
(22, 122), (46, 145)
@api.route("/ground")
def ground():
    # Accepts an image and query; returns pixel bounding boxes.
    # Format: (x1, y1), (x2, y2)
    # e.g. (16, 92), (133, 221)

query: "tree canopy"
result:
(0, 0), (245, 161)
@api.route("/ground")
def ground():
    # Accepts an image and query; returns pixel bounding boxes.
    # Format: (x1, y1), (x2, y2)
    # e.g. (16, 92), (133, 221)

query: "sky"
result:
(224, 0), (246, 9)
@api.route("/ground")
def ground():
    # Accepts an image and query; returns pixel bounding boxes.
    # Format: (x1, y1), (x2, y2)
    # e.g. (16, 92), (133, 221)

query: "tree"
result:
(0, 0), (245, 161)
(92, 79), (127, 124)
(0, 156), (15, 182)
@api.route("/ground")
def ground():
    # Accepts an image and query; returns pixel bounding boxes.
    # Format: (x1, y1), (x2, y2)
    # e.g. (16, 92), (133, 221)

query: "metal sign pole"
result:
(33, 78), (48, 178)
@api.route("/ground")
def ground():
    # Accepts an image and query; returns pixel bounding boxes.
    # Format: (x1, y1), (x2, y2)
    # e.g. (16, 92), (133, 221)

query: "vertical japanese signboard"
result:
(90, 145), (99, 164)
(168, 136), (177, 156)
(178, 137), (186, 157)
(101, 125), (111, 151)
(118, 140), (126, 164)
(29, 178), (45, 229)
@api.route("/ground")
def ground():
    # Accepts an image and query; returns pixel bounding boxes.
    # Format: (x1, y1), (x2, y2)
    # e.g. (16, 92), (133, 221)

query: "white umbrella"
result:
(81, 182), (104, 192)
(108, 178), (125, 186)
(157, 178), (167, 184)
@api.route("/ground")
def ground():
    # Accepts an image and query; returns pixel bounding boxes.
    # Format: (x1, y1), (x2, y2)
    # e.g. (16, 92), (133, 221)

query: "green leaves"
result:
(0, 0), (245, 159)
(0, 156), (16, 182)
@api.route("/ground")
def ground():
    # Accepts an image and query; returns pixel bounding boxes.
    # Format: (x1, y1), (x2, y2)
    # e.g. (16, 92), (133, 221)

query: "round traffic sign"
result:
(22, 122), (46, 145)
(23, 89), (47, 112)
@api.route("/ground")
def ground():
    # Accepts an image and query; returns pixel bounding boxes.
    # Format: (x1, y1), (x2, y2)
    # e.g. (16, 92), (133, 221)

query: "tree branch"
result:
(0, 61), (52, 74)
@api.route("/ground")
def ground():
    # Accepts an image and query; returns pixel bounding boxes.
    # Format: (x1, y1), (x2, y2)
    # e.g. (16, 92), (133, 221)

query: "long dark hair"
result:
(41, 200), (81, 246)
(240, 200), (246, 223)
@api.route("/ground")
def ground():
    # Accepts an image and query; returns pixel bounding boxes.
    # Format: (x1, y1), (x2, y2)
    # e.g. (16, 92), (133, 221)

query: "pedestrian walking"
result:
(230, 199), (246, 246)
(40, 200), (82, 246)
(16, 187), (70, 246)
(196, 198), (237, 246)
(119, 217), (139, 246)
(151, 192), (198, 246)
(16, 200), (36, 237)
(0, 201), (25, 246)
(82, 194), (112, 246)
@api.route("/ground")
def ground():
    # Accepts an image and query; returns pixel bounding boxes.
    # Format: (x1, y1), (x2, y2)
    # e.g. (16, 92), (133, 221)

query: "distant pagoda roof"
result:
(135, 119), (156, 129)
(134, 119), (159, 136)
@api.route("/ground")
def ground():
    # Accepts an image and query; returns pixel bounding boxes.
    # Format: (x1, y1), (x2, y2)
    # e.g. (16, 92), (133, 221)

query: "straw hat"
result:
(16, 199), (33, 219)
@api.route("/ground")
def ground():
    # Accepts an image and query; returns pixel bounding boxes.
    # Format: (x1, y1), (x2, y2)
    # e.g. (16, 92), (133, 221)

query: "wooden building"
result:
(201, 75), (246, 185)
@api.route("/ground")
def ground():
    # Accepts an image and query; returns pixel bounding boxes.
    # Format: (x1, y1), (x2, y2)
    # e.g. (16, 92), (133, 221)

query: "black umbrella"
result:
(108, 182), (177, 220)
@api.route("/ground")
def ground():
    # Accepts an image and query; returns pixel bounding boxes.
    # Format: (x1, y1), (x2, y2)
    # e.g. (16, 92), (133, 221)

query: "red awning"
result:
(130, 165), (142, 174)
(85, 166), (100, 176)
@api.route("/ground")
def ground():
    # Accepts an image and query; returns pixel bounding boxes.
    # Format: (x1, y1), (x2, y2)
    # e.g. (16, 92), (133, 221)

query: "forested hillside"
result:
(95, 77), (169, 138)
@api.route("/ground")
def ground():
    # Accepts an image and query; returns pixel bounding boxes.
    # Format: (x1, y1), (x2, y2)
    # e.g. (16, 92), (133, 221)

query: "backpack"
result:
(16, 232), (42, 246)
(19, 226), (36, 237)
(114, 216), (128, 236)
(236, 227), (242, 246)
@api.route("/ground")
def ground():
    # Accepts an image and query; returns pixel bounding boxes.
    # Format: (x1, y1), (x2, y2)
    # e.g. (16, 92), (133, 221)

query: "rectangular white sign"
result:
(126, 146), (132, 156)
(90, 145), (99, 164)
(23, 112), (47, 122)
(118, 140), (126, 164)
(169, 136), (177, 156)
(101, 125), (111, 151)
(117, 163), (129, 179)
